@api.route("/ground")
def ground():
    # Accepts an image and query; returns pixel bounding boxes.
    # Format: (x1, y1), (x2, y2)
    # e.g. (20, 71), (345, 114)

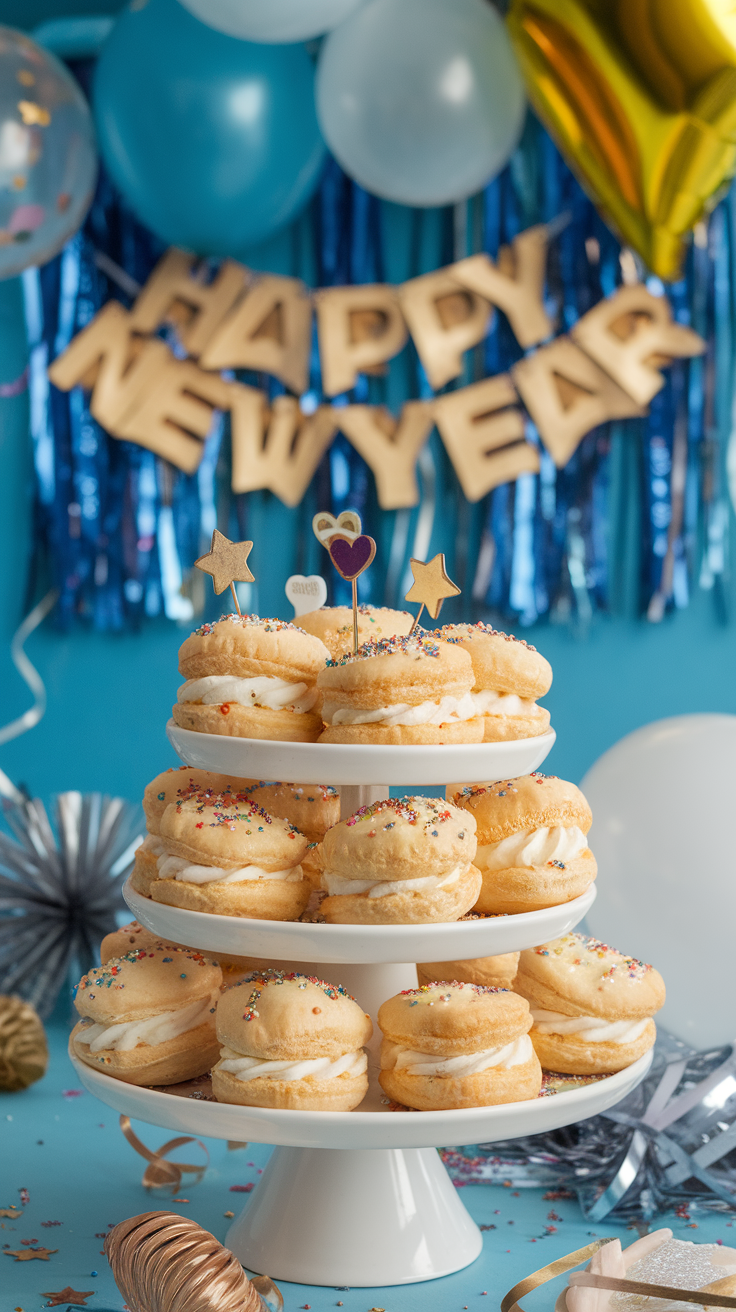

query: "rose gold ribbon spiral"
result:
(119, 1115), (209, 1192)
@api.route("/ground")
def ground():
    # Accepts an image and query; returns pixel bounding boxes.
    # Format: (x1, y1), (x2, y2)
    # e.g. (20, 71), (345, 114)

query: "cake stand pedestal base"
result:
(226, 1143), (482, 1286)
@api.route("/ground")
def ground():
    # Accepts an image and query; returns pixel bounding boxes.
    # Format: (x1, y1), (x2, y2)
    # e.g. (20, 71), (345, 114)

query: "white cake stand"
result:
(75, 729), (650, 1288)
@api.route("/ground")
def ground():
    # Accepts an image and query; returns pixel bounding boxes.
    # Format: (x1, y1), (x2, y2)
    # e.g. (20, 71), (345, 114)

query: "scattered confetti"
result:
(4, 1247), (58, 1261)
(229, 1183), (254, 1193)
(43, 1288), (95, 1307)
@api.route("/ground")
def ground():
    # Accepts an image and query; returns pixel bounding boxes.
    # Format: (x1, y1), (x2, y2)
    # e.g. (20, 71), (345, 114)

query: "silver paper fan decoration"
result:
(0, 792), (144, 1016)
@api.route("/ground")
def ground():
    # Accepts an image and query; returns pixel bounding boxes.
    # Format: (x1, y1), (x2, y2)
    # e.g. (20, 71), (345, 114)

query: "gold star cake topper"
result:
(194, 530), (255, 616)
(405, 552), (461, 631)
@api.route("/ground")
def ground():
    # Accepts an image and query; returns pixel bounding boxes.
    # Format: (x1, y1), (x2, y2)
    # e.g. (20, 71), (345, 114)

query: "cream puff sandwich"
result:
(172, 614), (330, 742)
(71, 945), (222, 1085)
(237, 780), (339, 888)
(318, 796), (480, 924)
(317, 633), (483, 744)
(132, 766), (248, 897)
(438, 623), (551, 741)
(378, 982), (541, 1110)
(100, 921), (272, 980)
(514, 933), (665, 1075)
(212, 969), (372, 1110)
(451, 773), (596, 915)
(417, 953), (520, 989)
(298, 605), (413, 660)
(149, 790), (310, 920)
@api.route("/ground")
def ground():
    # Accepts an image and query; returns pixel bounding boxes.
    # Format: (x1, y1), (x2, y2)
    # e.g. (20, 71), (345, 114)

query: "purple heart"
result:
(328, 534), (376, 581)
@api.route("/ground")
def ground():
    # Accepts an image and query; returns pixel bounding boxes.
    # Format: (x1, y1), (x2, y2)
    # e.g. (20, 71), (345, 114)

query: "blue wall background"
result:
(2, 1), (736, 805)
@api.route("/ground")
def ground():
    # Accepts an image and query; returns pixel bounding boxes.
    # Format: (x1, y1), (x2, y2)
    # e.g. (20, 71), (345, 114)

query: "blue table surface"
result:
(2, 1020), (733, 1312)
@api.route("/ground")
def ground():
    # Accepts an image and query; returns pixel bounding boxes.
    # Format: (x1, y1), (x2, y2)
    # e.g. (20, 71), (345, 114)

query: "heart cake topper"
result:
(313, 507), (377, 653)
(328, 534), (376, 582)
(312, 509), (363, 546)
(285, 574), (328, 617)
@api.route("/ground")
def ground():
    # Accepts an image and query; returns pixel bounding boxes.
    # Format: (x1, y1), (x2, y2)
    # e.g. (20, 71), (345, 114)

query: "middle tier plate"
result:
(166, 719), (556, 785)
(125, 878), (596, 963)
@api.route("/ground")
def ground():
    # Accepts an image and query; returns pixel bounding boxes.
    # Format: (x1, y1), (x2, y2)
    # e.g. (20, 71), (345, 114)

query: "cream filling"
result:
(177, 674), (318, 714)
(382, 1033), (533, 1076)
(531, 1009), (650, 1043)
(322, 864), (462, 900)
(217, 1046), (367, 1082)
(324, 693), (478, 727)
(77, 992), (219, 1053)
(140, 833), (166, 856)
(156, 853), (303, 885)
(476, 826), (588, 871)
(470, 688), (544, 718)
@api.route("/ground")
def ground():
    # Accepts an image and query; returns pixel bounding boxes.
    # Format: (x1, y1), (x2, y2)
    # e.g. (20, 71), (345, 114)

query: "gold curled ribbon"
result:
(568, 1274), (736, 1307)
(120, 1115), (209, 1192)
(501, 1238), (616, 1312)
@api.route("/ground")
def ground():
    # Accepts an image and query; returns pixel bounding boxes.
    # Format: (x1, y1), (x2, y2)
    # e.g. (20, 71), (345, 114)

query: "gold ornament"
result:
(0, 994), (48, 1092)
(405, 553), (461, 630)
(104, 1212), (282, 1312)
(506, 0), (736, 280)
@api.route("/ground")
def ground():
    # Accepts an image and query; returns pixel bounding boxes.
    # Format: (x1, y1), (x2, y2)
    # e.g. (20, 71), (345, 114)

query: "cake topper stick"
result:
(194, 530), (255, 617)
(405, 552), (461, 633)
(312, 509), (376, 653)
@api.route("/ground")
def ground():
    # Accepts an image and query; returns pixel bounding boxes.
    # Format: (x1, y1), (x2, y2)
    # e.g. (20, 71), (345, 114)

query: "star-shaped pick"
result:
(194, 530), (255, 596)
(405, 552), (461, 622)
(43, 1288), (95, 1306)
(3, 1246), (58, 1261)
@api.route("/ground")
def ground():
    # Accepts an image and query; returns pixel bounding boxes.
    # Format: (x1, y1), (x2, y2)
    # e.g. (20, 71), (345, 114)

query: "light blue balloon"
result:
(93, 0), (326, 255)
(317, 0), (525, 207)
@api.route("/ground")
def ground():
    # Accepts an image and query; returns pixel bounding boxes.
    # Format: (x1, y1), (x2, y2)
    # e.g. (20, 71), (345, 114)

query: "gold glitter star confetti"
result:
(405, 552), (461, 629)
(0, 1207), (22, 1219)
(4, 1246), (58, 1261)
(17, 100), (50, 126)
(43, 1288), (95, 1306)
(194, 530), (255, 615)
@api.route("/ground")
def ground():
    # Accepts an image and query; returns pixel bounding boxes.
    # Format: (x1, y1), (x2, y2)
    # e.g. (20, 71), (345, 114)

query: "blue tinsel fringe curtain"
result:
(23, 70), (735, 633)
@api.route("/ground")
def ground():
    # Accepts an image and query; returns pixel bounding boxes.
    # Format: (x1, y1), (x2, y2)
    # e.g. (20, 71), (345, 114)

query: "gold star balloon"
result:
(194, 530), (255, 615)
(405, 553), (461, 630)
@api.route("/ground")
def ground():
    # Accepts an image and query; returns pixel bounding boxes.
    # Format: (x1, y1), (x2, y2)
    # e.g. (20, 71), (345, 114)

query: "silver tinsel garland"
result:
(0, 792), (143, 1016)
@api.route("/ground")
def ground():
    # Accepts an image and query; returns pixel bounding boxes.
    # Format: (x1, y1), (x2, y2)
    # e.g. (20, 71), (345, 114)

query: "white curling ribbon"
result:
(79, 992), (219, 1052)
(217, 1048), (368, 1082)
(476, 826), (588, 871)
(323, 864), (461, 899)
(531, 1009), (650, 1044)
(382, 1033), (533, 1076)
(177, 674), (317, 714)
(156, 854), (303, 885)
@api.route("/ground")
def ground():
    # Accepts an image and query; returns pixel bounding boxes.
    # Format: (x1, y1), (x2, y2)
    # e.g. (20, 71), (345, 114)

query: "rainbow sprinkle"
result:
(325, 633), (442, 667)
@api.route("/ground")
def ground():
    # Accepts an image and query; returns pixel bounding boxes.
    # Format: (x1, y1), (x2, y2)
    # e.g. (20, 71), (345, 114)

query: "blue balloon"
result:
(93, 0), (326, 255)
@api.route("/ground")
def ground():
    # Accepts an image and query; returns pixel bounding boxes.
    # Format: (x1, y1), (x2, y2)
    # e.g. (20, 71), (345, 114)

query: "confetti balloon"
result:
(0, 27), (96, 279)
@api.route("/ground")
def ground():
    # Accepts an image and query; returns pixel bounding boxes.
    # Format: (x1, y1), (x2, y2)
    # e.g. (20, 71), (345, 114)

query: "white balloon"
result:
(177, 0), (365, 43)
(316, 0), (525, 207)
(582, 714), (736, 1050)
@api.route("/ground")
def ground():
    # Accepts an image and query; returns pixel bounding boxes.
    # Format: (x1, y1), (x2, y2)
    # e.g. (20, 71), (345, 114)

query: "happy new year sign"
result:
(47, 233), (705, 508)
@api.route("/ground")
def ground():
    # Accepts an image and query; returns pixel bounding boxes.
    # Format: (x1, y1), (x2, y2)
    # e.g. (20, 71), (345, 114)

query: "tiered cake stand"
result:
(70, 722), (652, 1288)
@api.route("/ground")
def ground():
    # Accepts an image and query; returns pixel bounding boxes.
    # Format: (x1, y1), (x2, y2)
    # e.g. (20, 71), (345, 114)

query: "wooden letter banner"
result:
(47, 235), (706, 509)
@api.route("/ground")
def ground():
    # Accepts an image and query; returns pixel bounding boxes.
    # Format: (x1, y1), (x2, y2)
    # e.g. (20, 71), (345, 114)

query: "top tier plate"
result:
(166, 721), (556, 786)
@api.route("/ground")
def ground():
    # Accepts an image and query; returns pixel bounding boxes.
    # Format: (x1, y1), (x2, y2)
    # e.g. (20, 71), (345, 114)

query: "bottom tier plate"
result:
(69, 1045), (652, 1151)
